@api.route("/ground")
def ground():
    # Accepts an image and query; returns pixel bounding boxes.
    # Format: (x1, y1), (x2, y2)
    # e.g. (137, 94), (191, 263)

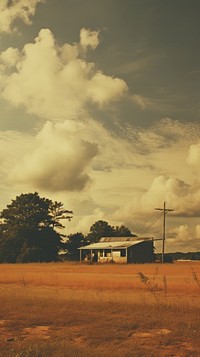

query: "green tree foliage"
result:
(0, 192), (72, 263)
(65, 233), (87, 261)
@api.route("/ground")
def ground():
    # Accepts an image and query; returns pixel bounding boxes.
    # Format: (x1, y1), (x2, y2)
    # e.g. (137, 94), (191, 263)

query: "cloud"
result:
(87, 72), (127, 106)
(111, 173), (200, 237)
(187, 142), (200, 166)
(131, 94), (185, 113)
(9, 120), (98, 192)
(70, 207), (105, 235)
(168, 224), (200, 251)
(0, 13), (200, 247)
(170, 225), (190, 242)
(6, 115), (143, 194)
(131, 94), (167, 111)
(140, 176), (190, 211)
(140, 175), (200, 218)
(0, 0), (45, 35)
(0, 27), (127, 195)
(79, 28), (100, 51)
(0, 129), (34, 198)
(1, 112), (200, 249)
(0, 47), (20, 67)
(132, 94), (146, 110)
(0, 28), (128, 119)
(7, 116), (199, 214)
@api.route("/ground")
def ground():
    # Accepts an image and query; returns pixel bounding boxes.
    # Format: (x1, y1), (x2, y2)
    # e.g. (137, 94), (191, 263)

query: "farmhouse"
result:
(79, 236), (155, 264)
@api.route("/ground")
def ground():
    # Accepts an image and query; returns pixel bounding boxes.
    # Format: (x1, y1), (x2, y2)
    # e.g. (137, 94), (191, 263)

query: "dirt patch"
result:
(129, 330), (197, 357)
(132, 328), (171, 338)
(22, 326), (51, 340)
(0, 321), (51, 343)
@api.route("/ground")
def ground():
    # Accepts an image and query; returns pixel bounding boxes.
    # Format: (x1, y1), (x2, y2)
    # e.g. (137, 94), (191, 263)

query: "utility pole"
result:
(155, 202), (173, 263)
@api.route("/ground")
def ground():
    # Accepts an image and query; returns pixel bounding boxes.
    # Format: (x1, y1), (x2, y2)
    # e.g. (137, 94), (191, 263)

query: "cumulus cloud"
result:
(138, 175), (200, 218)
(79, 27), (100, 51)
(0, 0), (45, 34)
(0, 27), (128, 196)
(0, 28), (128, 119)
(7, 115), (141, 194)
(87, 72), (127, 106)
(140, 176), (190, 211)
(112, 173), (200, 236)
(9, 120), (98, 192)
(170, 225), (190, 241)
(168, 224), (200, 251)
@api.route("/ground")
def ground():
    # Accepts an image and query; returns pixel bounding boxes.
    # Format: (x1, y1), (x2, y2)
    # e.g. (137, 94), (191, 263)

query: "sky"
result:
(0, 0), (200, 252)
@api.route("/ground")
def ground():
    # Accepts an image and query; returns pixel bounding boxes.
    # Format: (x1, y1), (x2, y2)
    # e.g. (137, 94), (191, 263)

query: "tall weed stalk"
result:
(137, 271), (160, 304)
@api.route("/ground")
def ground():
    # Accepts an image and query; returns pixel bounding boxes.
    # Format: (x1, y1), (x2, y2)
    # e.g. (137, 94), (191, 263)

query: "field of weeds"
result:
(1, 262), (200, 356)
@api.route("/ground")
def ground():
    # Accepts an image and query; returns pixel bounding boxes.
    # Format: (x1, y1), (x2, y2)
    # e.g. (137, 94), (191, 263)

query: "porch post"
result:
(80, 249), (82, 262)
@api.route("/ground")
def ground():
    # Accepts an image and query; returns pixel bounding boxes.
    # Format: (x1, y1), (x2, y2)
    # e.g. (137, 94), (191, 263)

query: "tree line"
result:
(0, 192), (134, 263)
(156, 252), (200, 262)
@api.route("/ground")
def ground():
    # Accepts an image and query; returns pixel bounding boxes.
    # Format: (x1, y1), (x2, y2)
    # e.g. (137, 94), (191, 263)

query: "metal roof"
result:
(79, 240), (146, 250)
(99, 236), (154, 242)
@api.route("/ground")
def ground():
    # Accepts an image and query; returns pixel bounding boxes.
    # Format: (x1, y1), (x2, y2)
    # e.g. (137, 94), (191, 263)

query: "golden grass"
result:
(1, 262), (200, 356)
(1, 261), (200, 295)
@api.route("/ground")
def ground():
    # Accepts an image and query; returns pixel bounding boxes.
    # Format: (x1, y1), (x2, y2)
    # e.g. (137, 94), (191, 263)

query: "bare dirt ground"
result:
(0, 320), (198, 357)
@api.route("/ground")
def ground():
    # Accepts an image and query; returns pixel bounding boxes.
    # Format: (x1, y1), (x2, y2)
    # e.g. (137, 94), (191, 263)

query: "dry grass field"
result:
(1, 262), (200, 356)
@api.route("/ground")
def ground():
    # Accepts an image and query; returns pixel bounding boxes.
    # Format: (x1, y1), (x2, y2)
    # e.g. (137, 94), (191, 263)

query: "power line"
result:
(138, 211), (163, 235)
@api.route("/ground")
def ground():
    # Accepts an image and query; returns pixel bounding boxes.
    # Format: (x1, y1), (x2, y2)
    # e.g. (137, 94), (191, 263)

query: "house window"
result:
(121, 249), (126, 257)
